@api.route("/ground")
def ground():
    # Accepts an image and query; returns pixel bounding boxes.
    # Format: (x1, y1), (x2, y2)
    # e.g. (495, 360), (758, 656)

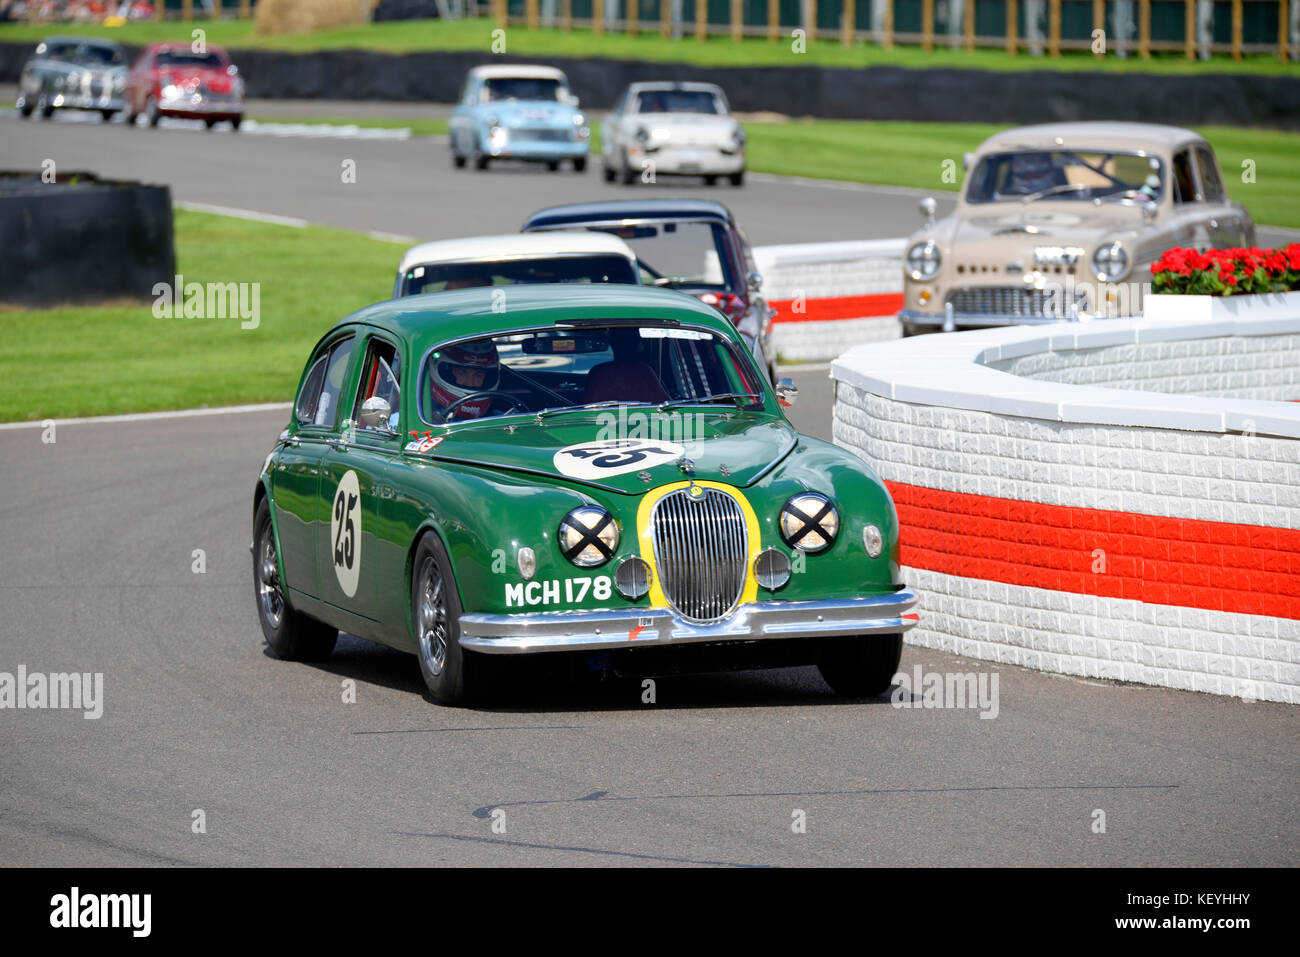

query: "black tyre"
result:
(619, 155), (636, 185)
(704, 175), (718, 186)
(253, 498), (338, 662)
(602, 160), (616, 183)
(729, 170), (745, 187)
(452, 149), (466, 169)
(573, 156), (587, 173)
(816, 633), (903, 697)
(474, 151), (490, 171)
(101, 109), (116, 122)
(546, 160), (560, 171)
(230, 116), (242, 131)
(39, 95), (53, 119)
(18, 100), (33, 118)
(412, 533), (481, 705)
(146, 97), (160, 128)
(204, 118), (216, 129)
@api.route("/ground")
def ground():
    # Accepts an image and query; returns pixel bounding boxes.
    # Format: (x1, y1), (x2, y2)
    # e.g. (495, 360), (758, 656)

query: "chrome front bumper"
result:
(898, 309), (1137, 329)
(459, 589), (919, 655)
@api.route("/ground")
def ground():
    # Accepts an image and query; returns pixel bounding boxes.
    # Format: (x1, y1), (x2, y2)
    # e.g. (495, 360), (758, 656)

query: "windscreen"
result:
(419, 324), (764, 424)
(966, 150), (1164, 204)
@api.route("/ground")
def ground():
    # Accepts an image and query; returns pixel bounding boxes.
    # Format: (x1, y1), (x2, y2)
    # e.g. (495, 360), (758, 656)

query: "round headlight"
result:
(559, 506), (618, 567)
(754, 548), (792, 590)
(614, 556), (652, 599)
(572, 112), (586, 126)
(906, 241), (942, 282)
(1092, 241), (1129, 281)
(779, 493), (839, 553)
(635, 126), (649, 144)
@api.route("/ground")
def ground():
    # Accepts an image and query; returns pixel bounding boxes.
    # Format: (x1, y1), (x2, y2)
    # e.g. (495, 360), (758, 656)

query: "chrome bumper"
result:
(459, 589), (919, 655)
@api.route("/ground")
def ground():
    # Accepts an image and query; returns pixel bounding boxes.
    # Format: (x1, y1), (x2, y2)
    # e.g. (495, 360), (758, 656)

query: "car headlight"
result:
(488, 125), (508, 149)
(732, 126), (746, 149)
(1092, 241), (1129, 281)
(906, 240), (942, 282)
(112, 72), (126, 91)
(779, 493), (839, 553)
(573, 112), (586, 126)
(635, 126), (649, 144)
(162, 84), (181, 99)
(559, 506), (618, 567)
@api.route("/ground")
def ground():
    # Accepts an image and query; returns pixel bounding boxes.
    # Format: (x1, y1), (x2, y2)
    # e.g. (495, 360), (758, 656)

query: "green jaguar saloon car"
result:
(252, 285), (917, 704)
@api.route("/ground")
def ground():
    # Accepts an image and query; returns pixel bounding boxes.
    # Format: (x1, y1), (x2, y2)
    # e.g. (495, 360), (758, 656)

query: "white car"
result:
(392, 232), (641, 296)
(601, 82), (746, 187)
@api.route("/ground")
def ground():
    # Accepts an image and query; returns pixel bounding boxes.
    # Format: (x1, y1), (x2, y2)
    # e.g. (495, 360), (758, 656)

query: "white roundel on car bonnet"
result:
(330, 470), (362, 597)
(553, 438), (684, 479)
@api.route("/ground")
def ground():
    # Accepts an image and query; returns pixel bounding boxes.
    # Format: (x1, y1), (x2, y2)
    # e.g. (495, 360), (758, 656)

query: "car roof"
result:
(467, 64), (569, 81)
(38, 36), (123, 50)
(977, 122), (1206, 154)
(522, 198), (735, 231)
(397, 232), (637, 274)
(333, 284), (734, 351)
(627, 81), (725, 94)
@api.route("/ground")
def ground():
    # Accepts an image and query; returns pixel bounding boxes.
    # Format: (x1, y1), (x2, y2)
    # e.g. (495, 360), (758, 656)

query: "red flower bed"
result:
(1151, 243), (1300, 296)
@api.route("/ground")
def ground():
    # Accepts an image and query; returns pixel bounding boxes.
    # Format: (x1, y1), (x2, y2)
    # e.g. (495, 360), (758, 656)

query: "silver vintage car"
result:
(16, 36), (128, 121)
(899, 122), (1256, 333)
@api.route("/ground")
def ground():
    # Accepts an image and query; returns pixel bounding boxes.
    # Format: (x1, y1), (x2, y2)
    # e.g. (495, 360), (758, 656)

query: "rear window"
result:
(593, 221), (736, 292)
(156, 51), (225, 68)
(400, 255), (637, 296)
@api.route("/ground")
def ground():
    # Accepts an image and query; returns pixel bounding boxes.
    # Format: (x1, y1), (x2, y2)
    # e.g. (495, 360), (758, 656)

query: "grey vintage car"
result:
(899, 123), (1256, 333)
(16, 36), (127, 121)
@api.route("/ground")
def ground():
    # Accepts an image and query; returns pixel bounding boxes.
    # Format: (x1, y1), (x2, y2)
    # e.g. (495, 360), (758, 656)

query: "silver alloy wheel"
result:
(417, 556), (448, 677)
(257, 528), (285, 630)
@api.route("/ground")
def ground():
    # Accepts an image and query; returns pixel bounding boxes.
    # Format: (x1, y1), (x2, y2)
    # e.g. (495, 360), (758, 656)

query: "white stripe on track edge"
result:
(0, 403), (292, 430)
(174, 201), (308, 228)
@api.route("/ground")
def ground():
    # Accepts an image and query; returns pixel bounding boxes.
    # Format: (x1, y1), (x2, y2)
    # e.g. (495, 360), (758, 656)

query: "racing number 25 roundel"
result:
(553, 438), (684, 480)
(331, 470), (362, 597)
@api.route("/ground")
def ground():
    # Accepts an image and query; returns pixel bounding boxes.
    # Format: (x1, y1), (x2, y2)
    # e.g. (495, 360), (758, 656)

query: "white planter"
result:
(1143, 289), (1300, 323)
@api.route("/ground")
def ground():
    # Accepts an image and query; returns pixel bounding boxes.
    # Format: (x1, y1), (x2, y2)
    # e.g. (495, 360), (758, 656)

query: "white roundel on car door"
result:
(553, 438), (684, 479)
(330, 469), (362, 597)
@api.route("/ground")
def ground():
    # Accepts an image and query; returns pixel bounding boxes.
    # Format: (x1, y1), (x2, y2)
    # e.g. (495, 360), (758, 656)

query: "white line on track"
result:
(367, 230), (418, 244)
(174, 201), (308, 227)
(0, 403), (292, 430)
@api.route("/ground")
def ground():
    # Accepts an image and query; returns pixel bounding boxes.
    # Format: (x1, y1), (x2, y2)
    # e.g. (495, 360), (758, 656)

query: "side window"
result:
(294, 354), (329, 425)
(1172, 150), (1199, 204)
(299, 336), (355, 430)
(1195, 148), (1225, 203)
(352, 338), (401, 434)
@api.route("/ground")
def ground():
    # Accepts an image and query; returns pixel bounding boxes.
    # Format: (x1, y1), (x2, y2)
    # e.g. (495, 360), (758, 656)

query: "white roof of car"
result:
(627, 81), (725, 94)
(397, 232), (637, 274)
(978, 122), (1206, 155)
(466, 64), (569, 81)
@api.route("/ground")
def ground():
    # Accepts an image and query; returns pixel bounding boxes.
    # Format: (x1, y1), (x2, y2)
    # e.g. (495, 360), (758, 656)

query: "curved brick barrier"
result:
(831, 309), (1300, 704)
(753, 239), (903, 362)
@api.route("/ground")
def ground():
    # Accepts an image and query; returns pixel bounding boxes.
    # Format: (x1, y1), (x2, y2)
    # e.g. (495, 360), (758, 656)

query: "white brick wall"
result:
(830, 310), (1300, 704)
(772, 316), (898, 362)
(991, 334), (1300, 401)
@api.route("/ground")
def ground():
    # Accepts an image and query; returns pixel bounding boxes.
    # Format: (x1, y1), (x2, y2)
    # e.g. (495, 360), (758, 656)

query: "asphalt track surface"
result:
(1, 109), (1297, 867)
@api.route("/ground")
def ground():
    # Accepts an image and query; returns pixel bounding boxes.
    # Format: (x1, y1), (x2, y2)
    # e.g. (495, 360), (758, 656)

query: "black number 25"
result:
(333, 490), (357, 569)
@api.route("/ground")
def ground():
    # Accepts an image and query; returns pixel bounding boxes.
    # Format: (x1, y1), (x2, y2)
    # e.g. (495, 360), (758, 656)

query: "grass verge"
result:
(2, 209), (404, 422)
(2, 19), (1297, 74)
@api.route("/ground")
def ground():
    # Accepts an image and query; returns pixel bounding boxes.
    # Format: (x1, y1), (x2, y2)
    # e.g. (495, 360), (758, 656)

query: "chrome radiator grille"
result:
(509, 128), (573, 143)
(946, 286), (1090, 317)
(650, 487), (748, 623)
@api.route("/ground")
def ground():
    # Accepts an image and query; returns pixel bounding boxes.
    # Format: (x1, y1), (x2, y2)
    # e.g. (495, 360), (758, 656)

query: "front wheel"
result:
(572, 156), (587, 173)
(412, 533), (481, 705)
(729, 170), (745, 187)
(254, 498), (337, 661)
(101, 109), (116, 122)
(230, 116), (242, 131)
(39, 95), (53, 119)
(146, 96), (161, 128)
(816, 633), (903, 697)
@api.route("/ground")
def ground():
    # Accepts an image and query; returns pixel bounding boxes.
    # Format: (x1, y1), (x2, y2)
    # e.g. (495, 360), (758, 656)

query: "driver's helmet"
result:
(430, 339), (500, 419)
(1006, 152), (1057, 194)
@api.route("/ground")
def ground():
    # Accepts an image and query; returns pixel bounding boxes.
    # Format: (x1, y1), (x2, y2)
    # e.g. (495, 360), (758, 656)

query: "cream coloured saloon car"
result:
(601, 82), (746, 186)
(899, 122), (1255, 334)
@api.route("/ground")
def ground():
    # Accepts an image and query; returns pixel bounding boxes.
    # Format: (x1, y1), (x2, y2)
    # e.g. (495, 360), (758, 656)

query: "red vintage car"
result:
(125, 43), (244, 130)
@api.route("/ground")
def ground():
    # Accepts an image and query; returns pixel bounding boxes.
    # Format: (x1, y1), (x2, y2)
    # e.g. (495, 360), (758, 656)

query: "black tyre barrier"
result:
(2, 41), (1296, 128)
(0, 171), (176, 308)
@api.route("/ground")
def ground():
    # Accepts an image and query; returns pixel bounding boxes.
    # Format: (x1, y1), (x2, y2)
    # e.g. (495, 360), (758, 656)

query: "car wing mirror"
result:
(358, 396), (396, 433)
(919, 196), (937, 227)
(746, 270), (763, 292)
(775, 377), (798, 408)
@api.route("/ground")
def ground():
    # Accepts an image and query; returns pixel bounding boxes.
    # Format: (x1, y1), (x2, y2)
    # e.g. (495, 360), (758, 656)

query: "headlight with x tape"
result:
(558, 506), (619, 567)
(779, 493), (839, 553)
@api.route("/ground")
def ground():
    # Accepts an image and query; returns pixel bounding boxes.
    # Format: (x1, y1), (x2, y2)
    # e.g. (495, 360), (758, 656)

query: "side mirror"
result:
(919, 196), (937, 227)
(775, 377), (798, 408)
(358, 396), (394, 432)
(746, 270), (763, 292)
(962, 152), (974, 171)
